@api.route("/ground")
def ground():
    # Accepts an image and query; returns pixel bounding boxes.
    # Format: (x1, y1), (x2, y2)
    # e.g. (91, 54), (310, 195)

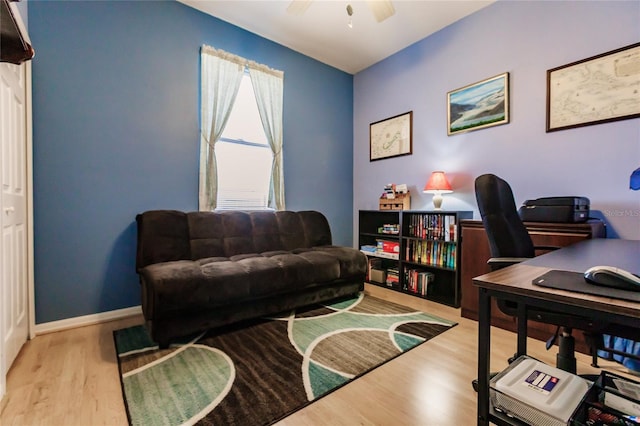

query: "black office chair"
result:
(474, 173), (593, 373)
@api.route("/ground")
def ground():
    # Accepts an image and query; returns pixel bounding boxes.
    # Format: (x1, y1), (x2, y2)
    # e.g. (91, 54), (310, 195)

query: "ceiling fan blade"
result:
(286, 0), (312, 16)
(367, 0), (395, 22)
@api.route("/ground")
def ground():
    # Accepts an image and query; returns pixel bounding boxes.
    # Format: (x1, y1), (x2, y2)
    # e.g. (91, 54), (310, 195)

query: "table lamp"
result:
(423, 171), (453, 210)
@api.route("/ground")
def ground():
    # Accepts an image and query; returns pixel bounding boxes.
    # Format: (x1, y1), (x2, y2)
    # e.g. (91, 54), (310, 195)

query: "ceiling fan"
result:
(286, 0), (396, 23)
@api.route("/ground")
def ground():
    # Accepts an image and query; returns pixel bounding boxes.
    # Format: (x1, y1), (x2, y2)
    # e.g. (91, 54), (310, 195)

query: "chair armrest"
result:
(533, 245), (561, 252)
(487, 257), (531, 270)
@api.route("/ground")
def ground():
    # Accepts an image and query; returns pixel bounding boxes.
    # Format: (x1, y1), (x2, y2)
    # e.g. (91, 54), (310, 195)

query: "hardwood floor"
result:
(1, 284), (635, 425)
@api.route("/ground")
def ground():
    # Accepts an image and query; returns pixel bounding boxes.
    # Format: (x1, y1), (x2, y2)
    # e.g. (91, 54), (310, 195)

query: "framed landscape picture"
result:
(546, 42), (640, 132)
(447, 72), (510, 136)
(370, 111), (413, 161)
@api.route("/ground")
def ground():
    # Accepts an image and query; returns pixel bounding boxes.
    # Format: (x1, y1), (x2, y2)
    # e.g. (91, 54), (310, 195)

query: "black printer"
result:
(518, 196), (590, 223)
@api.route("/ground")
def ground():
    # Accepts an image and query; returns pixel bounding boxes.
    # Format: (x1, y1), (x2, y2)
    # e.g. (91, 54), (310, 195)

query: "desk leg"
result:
(477, 288), (491, 426)
(516, 303), (527, 357)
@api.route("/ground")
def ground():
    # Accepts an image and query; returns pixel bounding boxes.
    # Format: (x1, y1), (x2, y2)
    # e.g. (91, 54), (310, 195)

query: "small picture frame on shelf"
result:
(447, 72), (510, 136)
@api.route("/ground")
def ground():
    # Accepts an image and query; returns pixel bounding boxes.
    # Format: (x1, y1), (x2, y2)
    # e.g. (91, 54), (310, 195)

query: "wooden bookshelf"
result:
(359, 210), (472, 307)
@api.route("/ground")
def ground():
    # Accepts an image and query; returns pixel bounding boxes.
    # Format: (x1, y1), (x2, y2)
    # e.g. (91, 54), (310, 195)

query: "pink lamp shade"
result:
(423, 171), (453, 210)
(424, 171), (453, 193)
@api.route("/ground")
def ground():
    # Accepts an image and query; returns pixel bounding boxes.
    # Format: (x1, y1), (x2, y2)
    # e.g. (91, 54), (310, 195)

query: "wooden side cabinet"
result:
(460, 219), (606, 352)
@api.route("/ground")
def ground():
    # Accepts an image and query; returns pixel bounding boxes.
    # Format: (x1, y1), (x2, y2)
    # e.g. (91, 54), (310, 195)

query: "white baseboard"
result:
(33, 305), (142, 335)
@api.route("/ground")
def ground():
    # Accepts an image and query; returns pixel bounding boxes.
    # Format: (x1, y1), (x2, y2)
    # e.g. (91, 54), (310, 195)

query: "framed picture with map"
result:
(370, 111), (413, 161)
(547, 42), (640, 132)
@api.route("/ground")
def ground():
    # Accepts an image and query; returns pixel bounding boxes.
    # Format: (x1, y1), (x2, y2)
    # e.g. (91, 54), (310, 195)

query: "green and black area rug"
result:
(114, 292), (456, 426)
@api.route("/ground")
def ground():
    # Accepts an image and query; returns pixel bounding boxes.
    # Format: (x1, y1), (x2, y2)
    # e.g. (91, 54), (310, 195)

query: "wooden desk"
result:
(473, 239), (640, 426)
(460, 219), (606, 353)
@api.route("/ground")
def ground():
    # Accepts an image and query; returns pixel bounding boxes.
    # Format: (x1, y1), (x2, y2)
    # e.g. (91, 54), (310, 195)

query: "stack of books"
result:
(386, 267), (400, 288)
(360, 245), (377, 254)
(378, 223), (400, 234)
(404, 269), (434, 296)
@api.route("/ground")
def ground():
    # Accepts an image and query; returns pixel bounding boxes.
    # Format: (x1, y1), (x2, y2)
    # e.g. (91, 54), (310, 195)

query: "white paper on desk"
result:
(396, 184), (408, 193)
(605, 378), (640, 416)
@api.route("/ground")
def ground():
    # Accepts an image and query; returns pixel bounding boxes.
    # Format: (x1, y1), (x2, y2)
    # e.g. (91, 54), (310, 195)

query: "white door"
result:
(0, 60), (29, 399)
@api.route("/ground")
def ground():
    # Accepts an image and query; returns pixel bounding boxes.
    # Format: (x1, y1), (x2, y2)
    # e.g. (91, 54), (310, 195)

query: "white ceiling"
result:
(179, 0), (495, 74)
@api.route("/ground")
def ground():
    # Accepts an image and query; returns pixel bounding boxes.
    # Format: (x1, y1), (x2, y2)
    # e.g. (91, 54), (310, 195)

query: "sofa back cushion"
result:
(136, 210), (333, 270)
(136, 210), (191, 271)
(280, 210), (332, 250)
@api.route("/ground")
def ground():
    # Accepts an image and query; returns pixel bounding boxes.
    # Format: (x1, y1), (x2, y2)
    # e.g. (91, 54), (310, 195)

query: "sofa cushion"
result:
(137, 210), (335, 269)
(136, 210), (191, 270)
(185, 210), (334, 259)
(139, 243), (367, 320)
(310, 245), (369, 277)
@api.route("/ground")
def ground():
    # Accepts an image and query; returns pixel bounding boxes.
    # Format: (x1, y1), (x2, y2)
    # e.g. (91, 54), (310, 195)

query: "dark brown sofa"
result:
(135, 209), (367, 347)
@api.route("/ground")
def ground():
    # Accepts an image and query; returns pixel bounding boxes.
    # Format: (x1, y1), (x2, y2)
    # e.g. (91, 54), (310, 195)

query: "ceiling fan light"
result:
(286, 0), (312, 16)
(368, 0), (395, 23)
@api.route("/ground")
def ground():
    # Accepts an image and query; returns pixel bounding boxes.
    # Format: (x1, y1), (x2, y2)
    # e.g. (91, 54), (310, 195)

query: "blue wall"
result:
(354, 0), (640, 240)
(29, 1), (353, 323)
(29, 0), (640, 323)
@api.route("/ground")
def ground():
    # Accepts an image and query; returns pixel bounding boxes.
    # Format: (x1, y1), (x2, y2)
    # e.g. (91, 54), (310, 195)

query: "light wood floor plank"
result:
(1, 285), (635, 425)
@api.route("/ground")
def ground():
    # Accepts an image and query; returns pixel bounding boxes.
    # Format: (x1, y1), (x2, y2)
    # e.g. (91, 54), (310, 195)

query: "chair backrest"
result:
(474, 174), (535, 259)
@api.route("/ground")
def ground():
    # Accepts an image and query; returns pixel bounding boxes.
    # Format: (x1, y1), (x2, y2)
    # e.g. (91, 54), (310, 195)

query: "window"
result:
(216, 74), (272, 210)
(199, 45), (284, 212)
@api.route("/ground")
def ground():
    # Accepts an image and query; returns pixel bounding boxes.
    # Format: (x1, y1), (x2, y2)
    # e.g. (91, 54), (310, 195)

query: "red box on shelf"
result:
(378, 240), (400, 254)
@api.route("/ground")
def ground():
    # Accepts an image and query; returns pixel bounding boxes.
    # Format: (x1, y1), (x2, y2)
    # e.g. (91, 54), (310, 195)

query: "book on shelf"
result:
(387, 266), (399, 275)
(360, 245), (377, 253)
(386, 266), (400, 288)
(405, 240), (456, 268)
(363, 250), (399, 260)
(407, 213), (457, 241)
(379, 223), (400, 235)
(377, 239), (400, 254)
(403, 268), (434, 296)
(360, 243), (399, 260)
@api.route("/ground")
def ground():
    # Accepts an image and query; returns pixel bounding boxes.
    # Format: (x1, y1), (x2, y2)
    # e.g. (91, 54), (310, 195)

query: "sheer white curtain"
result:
(199, 45), (245, 211)
(248, 62), (285, 210)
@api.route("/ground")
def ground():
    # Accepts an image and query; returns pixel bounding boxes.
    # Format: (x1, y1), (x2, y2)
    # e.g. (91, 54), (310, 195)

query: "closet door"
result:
(0, 60), (29, 398)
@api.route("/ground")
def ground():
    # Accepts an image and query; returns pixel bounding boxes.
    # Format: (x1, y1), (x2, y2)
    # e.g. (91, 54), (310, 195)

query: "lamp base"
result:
(432, 193), (443, 210)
